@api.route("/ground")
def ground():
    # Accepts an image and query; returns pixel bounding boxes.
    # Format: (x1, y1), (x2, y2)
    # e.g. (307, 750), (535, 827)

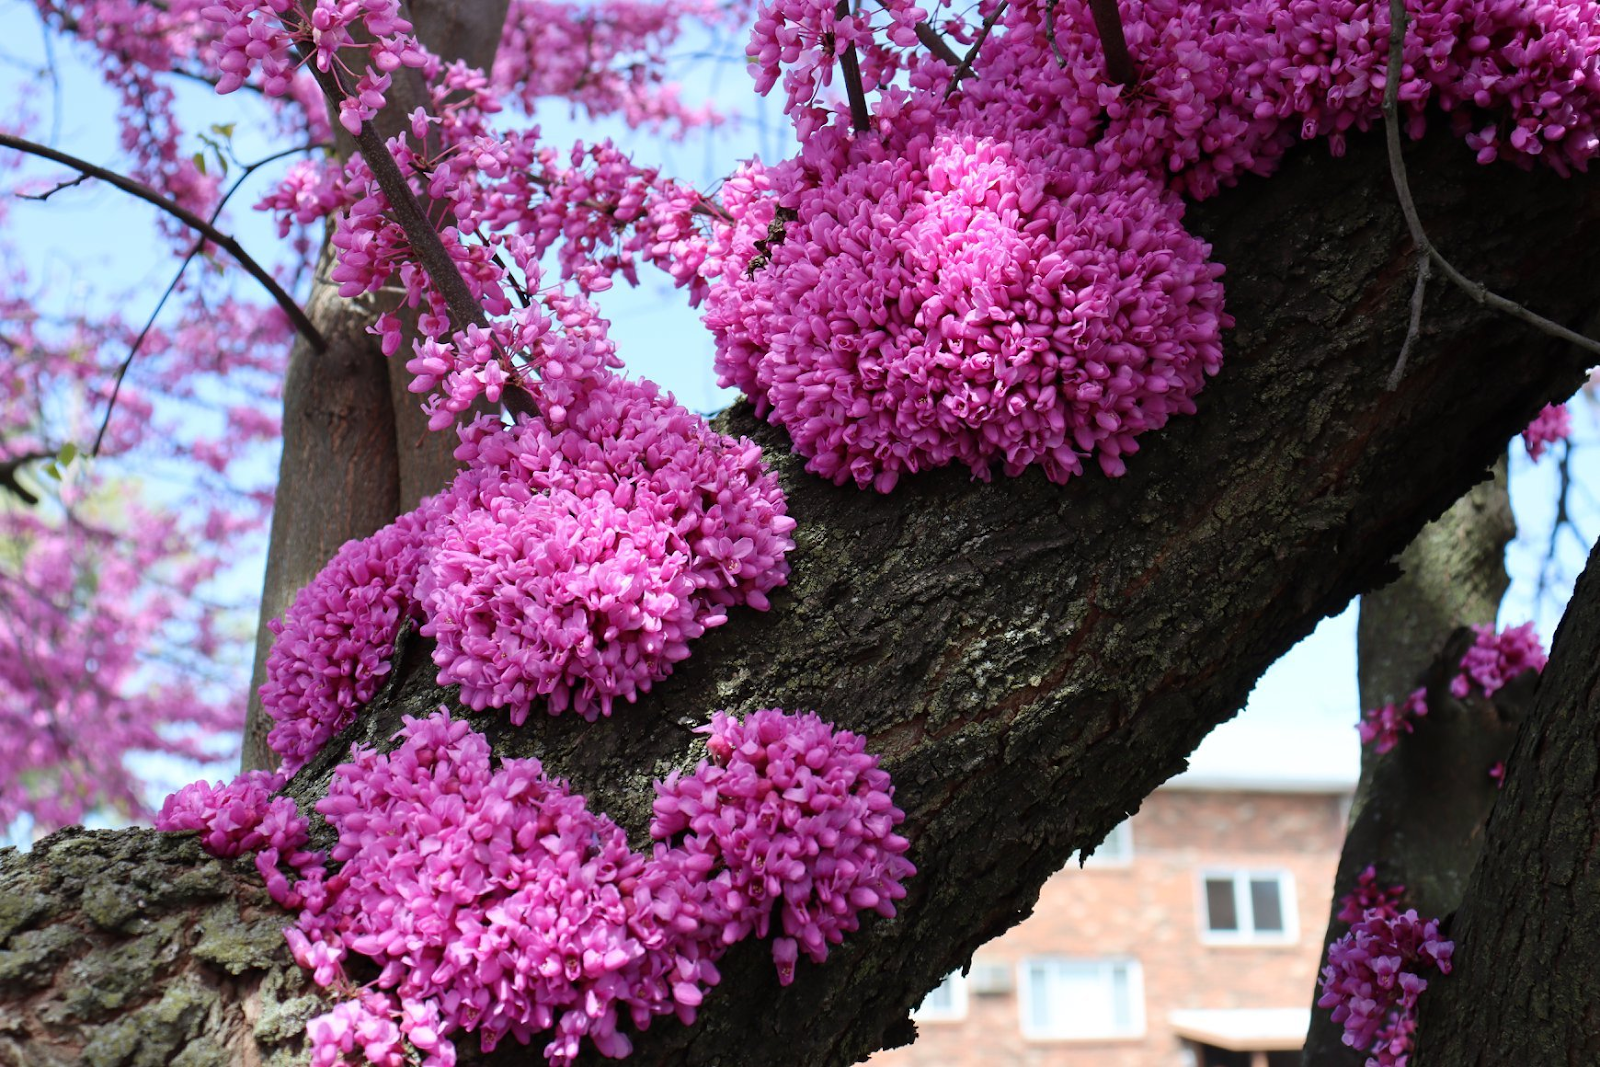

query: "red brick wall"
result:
(868, 788), (1347, 1067)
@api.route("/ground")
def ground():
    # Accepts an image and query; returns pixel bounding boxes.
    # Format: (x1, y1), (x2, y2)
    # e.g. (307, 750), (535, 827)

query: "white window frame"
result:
(1197, 869), (1298, 945)
(1074, 818), (1134, 868)
(911, 971), (969, 1023)
(1017, 957), (1146, 1041)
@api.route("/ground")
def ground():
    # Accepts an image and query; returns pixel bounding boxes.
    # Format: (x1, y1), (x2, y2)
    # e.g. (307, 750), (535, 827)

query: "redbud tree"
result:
(2, 1), (1600, 1065)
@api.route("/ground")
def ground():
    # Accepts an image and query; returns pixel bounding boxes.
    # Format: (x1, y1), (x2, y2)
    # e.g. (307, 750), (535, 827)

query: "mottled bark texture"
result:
(0, 829), (320, 1067)
(241, 0), (513, 771)
(1303, 469), (1521, 1065)
(9, 127), (1600, 1064)
(1414, 536), (1600, 1065)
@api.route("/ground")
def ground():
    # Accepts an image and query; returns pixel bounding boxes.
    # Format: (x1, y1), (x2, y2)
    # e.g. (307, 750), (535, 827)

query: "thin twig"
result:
(90, 141), (327, 456)
(19, 173), (89, 200)
(1387, 252), (1431, 390)
(0, 133), (326, 353)
(1087, 0), (1137, 85)
(1380, 0), (1600, 379)
(835, 0), (872, 133)
(946, 0), (1006, 100)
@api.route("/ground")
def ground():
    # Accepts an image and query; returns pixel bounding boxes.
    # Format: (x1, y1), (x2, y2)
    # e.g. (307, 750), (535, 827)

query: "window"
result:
(911, 971), (968, 1022)
(1070, 818), (1134, 868)
(1018, 958), (1145, 1040)
(1199, 870), (1296, 943)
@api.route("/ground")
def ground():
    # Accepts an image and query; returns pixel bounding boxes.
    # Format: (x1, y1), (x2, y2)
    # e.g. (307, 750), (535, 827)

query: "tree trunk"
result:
(1302, 468), (1521, 1065)
(1413, 540), (1600, 1063)
(9, 129), (1600, 1065)
(240, 0), (513, 771)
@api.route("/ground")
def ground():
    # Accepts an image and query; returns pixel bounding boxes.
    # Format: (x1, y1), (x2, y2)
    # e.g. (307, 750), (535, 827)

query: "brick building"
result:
(870, 772), (1352, 1067)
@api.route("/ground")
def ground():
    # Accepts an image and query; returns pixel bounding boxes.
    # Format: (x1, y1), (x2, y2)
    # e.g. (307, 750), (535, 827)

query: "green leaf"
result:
(56, 442), (78, 467)
(210, 122), (236, 140)
(192, 151), (206, 176)
(42, 462), (60, 481)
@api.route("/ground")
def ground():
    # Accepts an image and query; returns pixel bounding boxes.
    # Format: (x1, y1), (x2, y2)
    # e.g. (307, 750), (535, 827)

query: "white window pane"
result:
(1250, 878), (1285, 933)
(1204, 878), (1238, 931)
(1111, 964), (1132, 1032)
(1021, 958), (1143, 1039)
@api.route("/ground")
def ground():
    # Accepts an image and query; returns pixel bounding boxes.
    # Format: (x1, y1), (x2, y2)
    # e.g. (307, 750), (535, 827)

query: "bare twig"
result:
(1087, 0), (1137, 85)
(90, 142), (329, 457)
(19, 173), (89, 200)
(835, 0), (872, 133)
(1380, 0), (1600, 382)
(1387, 252), (1431, 390)
(946, 0), (1006, 100)
(0, 133), (326, 353)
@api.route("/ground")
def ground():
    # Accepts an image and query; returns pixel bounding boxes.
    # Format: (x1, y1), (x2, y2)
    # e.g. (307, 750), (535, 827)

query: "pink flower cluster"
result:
(1318, 908), (1454, 1066)
(492, 0), (726, 133)
(420, 373), (794, 723)
(260, 368), (794, 772)
(202, 0), (428, 132)
(160, 707), (912, 1067)
(748, 0), (928, 137)
(1450, 621), (1547, 699)
(709, 0), (1600, 492)
(1522, 402), (1571, 461)
(1336, 865), (1406, 924)
(1357, 687), (1429, 754)
(155, 769), (327, 918)
(258, 506), (433, 771)
(703, 121), (1227, 490)
(652, 708), (915, 981)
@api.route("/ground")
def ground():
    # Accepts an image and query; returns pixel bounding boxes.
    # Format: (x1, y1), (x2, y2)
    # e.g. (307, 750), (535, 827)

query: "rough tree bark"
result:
(241, 0), (512, 771)
(6, 128), (1600, 1065)
(1415, 532), (1600, 1064)
(1302, 469), (1525, 1065)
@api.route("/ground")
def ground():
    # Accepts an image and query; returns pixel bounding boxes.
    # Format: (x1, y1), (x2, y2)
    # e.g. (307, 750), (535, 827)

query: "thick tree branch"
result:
(1415, 534), (1600, 1064)
(0, 133), (326, 354)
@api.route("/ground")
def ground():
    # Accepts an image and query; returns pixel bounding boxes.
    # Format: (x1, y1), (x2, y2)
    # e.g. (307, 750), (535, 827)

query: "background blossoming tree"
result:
(3, 0), (1600, 1064)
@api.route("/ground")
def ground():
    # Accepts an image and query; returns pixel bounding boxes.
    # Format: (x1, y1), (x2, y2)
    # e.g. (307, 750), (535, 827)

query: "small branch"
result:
(1380, 0), (1600, 366)
(0, 133), (325, 353)
(91, 141), (329, 457)
(911, 21), (963, 69)
(1087, 0), (1137, 85)
(19, 173), (89, 201)
(0, 451), (52, 506)
(295, 48), (491, 338)
(945, 0), (1006, 100)
(1387, 252), (1431, 390)
(835, 0), (872, 134)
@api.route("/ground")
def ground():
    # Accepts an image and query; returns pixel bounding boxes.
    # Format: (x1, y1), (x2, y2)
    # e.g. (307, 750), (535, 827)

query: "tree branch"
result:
(835, 0), (872, 133)
(1087, 0), (1137, 85)
(945, 0), (1006, 99)
(293, 48), (493, 340)
(85, 142), (328, 457)
(0, 133), (326, 354)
